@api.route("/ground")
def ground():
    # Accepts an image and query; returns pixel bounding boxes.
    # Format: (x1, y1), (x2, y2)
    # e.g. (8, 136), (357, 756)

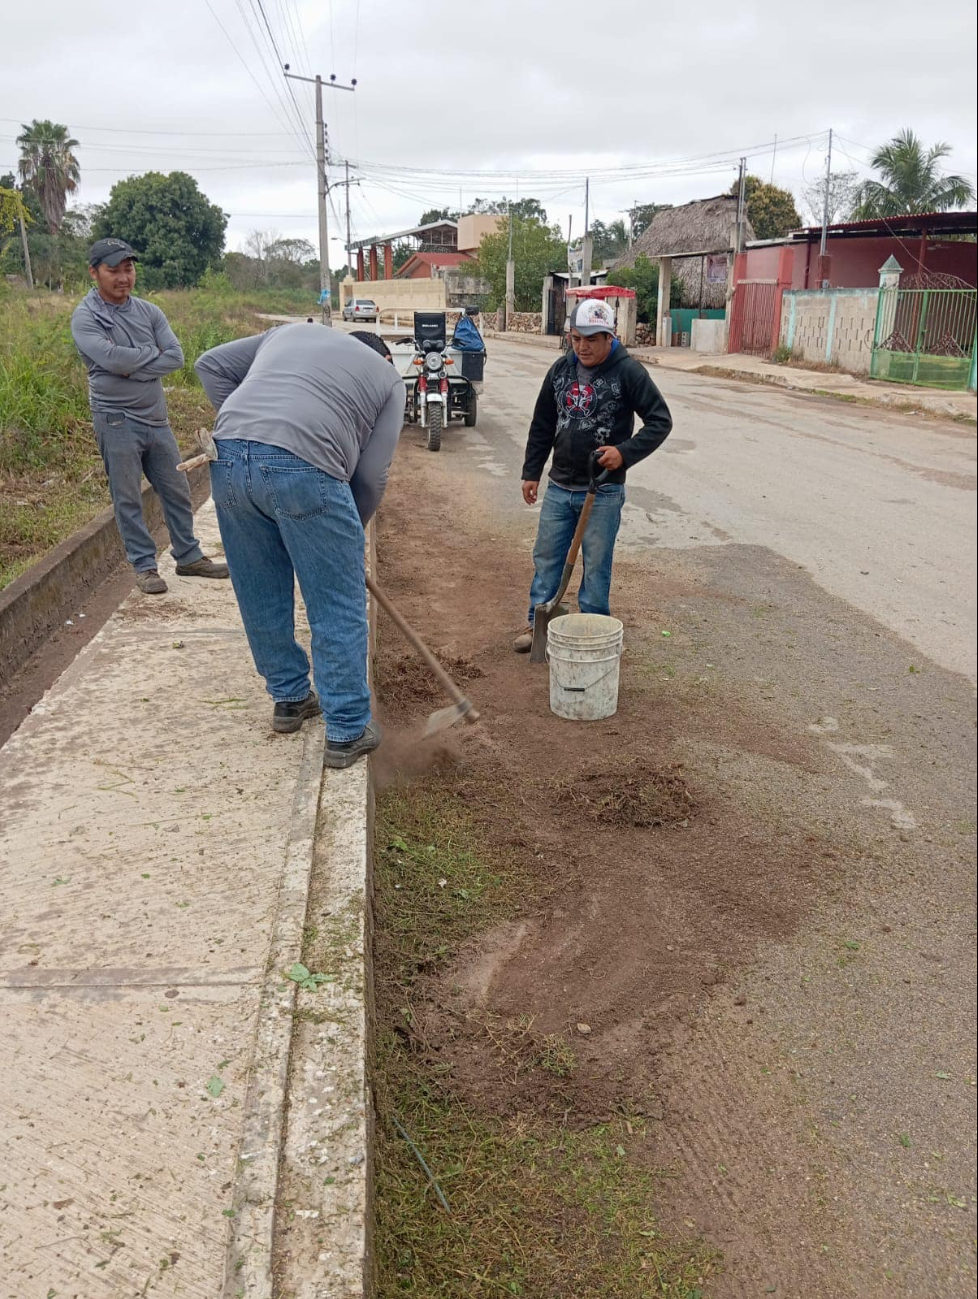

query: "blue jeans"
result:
(210, 439), (370, 743)
(527, 480), (625, 622)
(93, 412), (204, 573)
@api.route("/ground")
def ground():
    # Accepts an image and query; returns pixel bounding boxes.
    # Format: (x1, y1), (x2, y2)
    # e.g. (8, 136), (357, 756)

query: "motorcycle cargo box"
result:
(458, 351), (485, 382)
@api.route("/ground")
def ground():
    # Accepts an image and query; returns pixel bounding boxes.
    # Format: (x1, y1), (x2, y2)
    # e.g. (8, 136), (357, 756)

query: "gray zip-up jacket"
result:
(195, 323), (404, 526)
(70, 289), (184, 425)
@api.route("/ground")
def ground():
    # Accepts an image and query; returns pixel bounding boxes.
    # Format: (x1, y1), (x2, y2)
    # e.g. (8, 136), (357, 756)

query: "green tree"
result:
(93, 172), (227, 289)
(419, 207), (458, 225)
(630, 203), (671, 241)
(0, 185), (30, 236)
(854, 129), (975, 217)
(467, 215), (566, 310)
(16, 119), (80, 234)
(605, 254), (682, 324)
(0, 173), (91, 289)
(590, 218), (629, 264)
(729, 175), (801, 241)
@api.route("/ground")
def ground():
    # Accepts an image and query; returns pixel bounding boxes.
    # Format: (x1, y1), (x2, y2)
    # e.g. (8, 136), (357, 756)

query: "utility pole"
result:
(819, 128), (834, 263)
(770, 133), (778, 184)
(580, 177), (592, 287)
(284, 67), (355, 324)
(735, 157), (747, 253)
(345, 160), (352, 281)
(505, 201), (515, 329)
(18, 215), (33, 290)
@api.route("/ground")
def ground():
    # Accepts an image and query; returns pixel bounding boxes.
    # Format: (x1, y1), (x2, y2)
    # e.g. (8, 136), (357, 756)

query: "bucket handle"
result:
(549, 660), (622, 693)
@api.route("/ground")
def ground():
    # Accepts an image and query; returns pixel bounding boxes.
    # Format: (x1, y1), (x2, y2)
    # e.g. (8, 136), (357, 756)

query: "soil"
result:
(372, 433), (976, 1299)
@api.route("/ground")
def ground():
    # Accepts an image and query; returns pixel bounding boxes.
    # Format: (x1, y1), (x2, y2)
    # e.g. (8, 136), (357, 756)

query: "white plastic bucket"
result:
(547, 613), (624, 721)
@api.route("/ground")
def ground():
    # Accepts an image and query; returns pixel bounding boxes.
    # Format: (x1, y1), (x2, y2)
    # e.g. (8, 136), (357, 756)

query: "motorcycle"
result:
(402, 312), (482, 452)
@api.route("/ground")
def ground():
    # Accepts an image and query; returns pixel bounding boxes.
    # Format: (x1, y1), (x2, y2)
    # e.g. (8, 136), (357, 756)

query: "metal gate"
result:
(871, 287), (977, 390)
(729, 280), (778, 355)
(545, 279), (567, 337)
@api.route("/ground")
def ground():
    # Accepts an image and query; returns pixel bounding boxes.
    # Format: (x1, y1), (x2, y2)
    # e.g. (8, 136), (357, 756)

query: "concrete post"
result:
(356, 249), (364, 281)
(580, 234), (593, 288)
(618, 294), (637, 347)
(383, 242), (393, 279)
(656, 257), (672, 348)
(541, 276), (553, 334)
(874, 256), (903, 381)
(504, 259), (515, 331)
(368, 245), (378, 280)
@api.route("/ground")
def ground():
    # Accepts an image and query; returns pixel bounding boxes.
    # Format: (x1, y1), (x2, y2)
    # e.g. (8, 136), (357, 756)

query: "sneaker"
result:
(272, 692), (321, 734)
(325, 719), (382, 769)
(175, 556), (230, 579)
(136, 569), (167, 595)
(513, 625), (533, 653)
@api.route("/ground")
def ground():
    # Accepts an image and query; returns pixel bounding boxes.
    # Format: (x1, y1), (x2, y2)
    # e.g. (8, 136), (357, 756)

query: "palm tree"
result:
(16, 120), (81, 234)
(855, 129), (974, 218)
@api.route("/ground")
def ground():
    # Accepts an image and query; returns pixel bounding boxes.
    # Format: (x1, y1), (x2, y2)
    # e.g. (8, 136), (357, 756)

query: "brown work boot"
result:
(136, 569), (167, 595)
(175, 556), (230, 579)
(513, 625), (533, 653)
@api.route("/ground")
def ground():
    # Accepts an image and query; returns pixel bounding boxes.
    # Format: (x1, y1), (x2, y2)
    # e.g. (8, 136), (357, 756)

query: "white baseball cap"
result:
(569, 299), (616, 336)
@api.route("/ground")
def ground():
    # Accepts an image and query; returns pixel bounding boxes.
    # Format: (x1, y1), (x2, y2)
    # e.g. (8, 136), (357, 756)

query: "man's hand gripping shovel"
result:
(529, 449), (610, 664)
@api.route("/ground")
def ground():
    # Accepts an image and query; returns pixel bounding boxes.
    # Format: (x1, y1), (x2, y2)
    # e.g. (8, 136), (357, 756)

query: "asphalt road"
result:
(462, 336), (977, 683)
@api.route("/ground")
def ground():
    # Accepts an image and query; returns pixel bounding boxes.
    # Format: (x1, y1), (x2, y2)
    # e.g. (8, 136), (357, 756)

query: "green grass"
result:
(0, 284), (305, 587)
(372, 785), (719, 1298)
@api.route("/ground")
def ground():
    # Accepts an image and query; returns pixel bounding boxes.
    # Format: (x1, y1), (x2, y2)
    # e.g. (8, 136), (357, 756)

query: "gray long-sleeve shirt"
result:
(195, 323), (404, 525)
(70, 288), (184, 425)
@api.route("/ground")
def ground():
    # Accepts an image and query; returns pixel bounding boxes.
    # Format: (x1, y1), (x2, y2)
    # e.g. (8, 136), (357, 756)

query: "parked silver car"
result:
(342, 298), (379, 322)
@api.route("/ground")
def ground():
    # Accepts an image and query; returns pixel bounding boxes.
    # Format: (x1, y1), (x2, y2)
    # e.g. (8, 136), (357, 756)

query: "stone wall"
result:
(781, 289), (879, 374)
(506, 312), (543, 334)
(634, 323), (655, 347)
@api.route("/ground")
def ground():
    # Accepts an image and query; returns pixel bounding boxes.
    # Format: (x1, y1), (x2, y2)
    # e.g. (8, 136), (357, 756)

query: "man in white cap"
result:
(514, 297), (673, 651)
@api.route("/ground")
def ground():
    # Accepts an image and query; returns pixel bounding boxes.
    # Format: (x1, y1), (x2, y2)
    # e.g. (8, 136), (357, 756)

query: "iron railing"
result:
(871, 287), (977, 390)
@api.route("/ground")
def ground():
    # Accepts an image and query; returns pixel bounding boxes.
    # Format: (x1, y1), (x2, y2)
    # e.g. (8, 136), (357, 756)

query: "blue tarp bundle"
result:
(451, 315), (485, 352)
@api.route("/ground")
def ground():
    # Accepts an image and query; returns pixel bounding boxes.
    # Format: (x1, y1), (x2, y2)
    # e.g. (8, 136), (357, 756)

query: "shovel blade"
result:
(422, 699), (480, 739)
(529, 603), (557, 663)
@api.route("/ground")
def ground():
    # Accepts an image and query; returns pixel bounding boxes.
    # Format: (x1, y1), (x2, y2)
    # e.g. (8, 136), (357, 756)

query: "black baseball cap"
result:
(88, 238), (139, 268)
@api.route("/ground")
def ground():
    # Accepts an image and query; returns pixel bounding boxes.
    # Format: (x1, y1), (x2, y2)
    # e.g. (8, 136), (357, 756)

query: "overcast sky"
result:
(3, 0), (976, 267)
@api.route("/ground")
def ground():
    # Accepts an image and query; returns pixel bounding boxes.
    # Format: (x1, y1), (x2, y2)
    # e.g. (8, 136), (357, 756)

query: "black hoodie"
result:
(521, 342), (672, 488)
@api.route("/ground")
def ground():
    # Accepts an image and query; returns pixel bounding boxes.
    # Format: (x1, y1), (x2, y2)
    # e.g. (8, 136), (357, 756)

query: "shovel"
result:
(529, 450), (610, 663)
(366, 575), (481, 738)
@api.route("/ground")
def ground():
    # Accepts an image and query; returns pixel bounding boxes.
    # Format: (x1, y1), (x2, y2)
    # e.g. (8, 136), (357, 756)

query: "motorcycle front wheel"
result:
(425, 403), (443, 452)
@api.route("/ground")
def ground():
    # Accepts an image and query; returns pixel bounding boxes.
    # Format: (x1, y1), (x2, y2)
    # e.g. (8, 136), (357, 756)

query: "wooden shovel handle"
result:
(365, 575), (470, 711)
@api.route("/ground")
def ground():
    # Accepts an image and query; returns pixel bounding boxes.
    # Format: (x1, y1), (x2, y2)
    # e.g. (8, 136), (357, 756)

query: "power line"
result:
(0, 116), (294, 138)
(202, 0), (302, 143)
(231, 0), (315, 160)
(337, 131), (828, 184)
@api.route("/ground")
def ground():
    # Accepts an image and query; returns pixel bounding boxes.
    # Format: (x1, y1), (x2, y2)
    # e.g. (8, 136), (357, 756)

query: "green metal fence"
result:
(871, 287), (977, 390)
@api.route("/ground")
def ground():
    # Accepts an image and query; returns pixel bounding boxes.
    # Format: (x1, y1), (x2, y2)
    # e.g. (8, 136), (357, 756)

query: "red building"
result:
(737, 211), (977, 290)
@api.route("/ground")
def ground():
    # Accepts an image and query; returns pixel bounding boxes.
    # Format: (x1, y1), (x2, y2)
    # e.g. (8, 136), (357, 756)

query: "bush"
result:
(605, 254), (682, 323)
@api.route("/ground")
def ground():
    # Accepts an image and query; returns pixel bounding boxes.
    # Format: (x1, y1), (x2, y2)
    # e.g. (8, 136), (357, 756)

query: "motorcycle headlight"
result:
(425, 352), (443, 371)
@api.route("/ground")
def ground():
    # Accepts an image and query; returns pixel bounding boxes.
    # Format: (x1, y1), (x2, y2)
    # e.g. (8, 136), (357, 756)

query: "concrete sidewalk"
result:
(483, 328), (977, 420)
(0, 502), (371, 1298)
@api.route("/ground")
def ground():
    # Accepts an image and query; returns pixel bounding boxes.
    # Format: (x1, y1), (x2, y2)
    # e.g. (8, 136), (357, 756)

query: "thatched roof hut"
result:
(612, 195), (753, 308)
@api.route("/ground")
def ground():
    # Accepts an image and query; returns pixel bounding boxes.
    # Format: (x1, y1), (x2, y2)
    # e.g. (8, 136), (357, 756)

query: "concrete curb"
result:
(225, 525), (378, 1298)
(224, 723), (328, 1295)
(0, 464), (210, 688)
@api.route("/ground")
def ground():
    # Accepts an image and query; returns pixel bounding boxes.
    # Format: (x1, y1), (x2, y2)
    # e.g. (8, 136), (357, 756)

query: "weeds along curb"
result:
(0, 464), (210, 688)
